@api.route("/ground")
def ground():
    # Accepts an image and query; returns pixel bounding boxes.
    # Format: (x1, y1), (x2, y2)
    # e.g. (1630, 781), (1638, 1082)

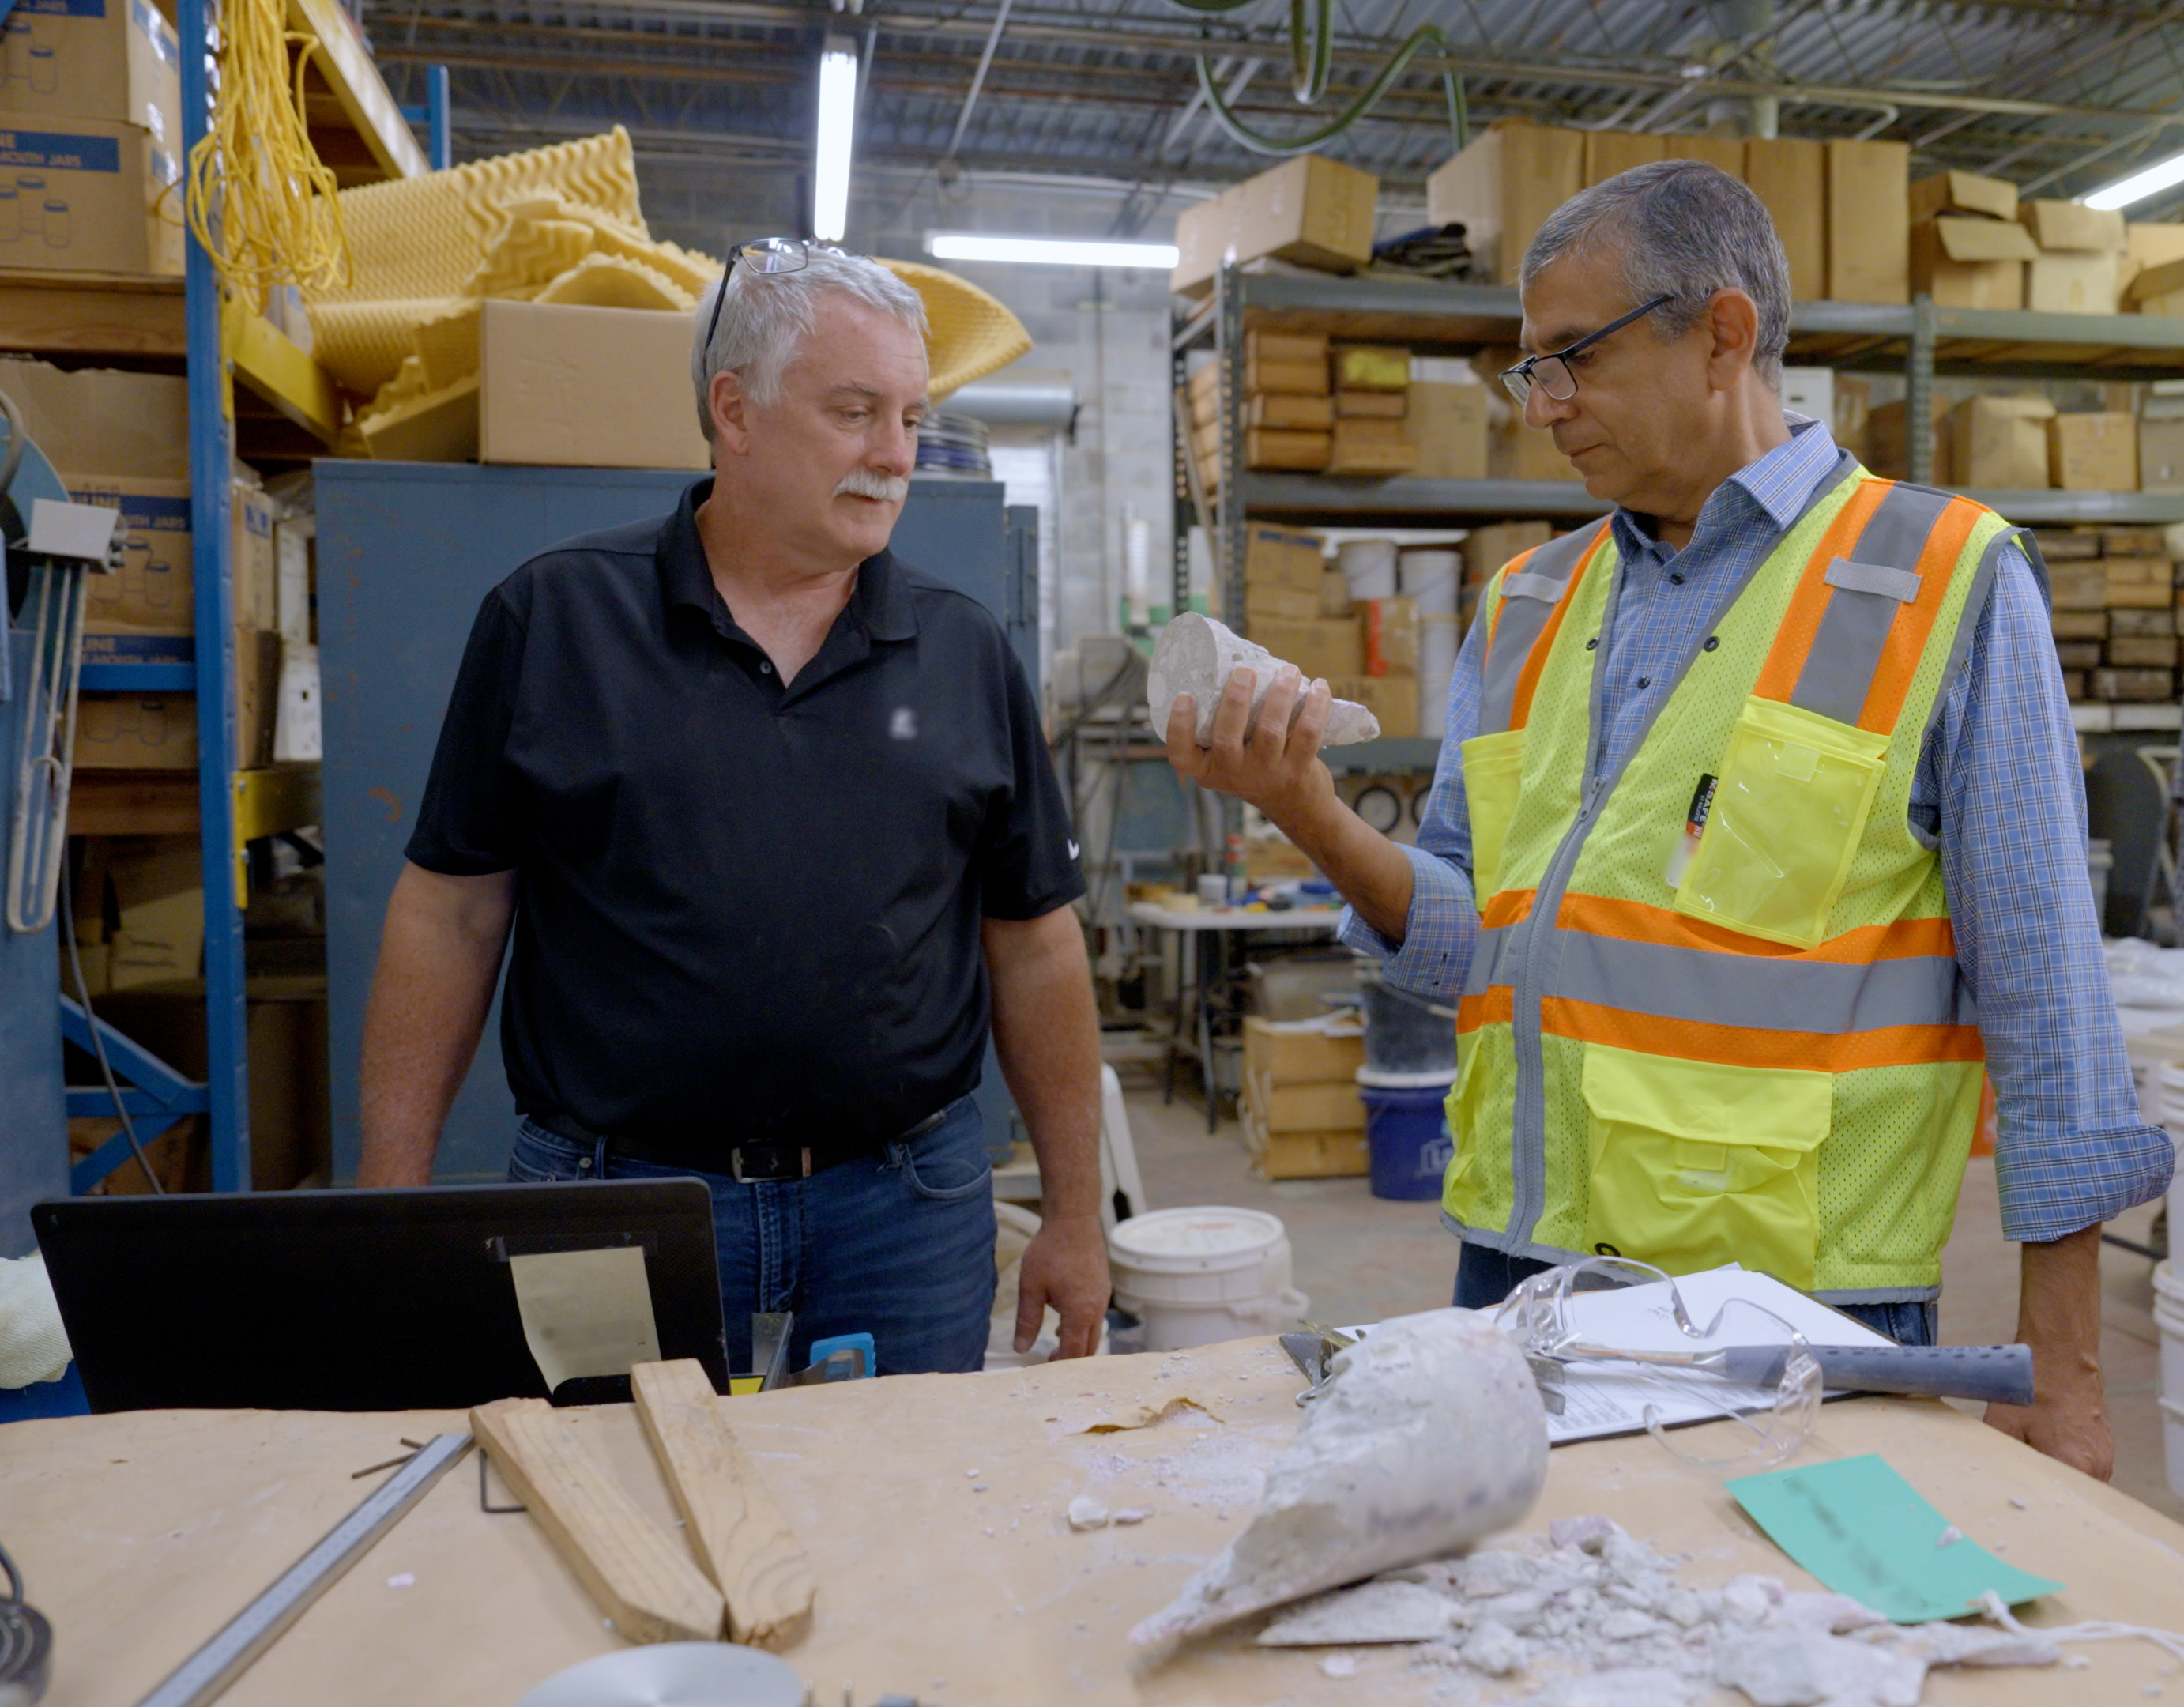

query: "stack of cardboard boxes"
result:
(1948, 394), (2138, 492)
(1188, 331), (1431, 490)
(1222, 524), (1424, 738)
(1239, 1015), (1368, 1179)
(1459, 519), (1555, 628)
(0, 0), (184, 277)
(2043, 529), (2181, 706)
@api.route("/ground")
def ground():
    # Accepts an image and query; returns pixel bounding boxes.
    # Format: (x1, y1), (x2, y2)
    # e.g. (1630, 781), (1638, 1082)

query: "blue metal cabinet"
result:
(318, 464), (1037, 1181)
(0, 631), (66, 1255)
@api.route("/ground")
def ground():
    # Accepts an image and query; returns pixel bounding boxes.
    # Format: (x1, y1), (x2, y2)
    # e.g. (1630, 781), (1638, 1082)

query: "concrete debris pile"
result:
(1253, 1514), (2058, 1707)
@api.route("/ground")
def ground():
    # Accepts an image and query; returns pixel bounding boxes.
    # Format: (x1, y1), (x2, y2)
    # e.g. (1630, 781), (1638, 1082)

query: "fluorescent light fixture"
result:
(2085, 153), (2184, 212)
(812, 36), (857, 243)
(925, 233), (1181, 269)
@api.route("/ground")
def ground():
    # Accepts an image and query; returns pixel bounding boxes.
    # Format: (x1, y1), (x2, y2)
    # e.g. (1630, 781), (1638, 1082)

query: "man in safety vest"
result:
(1165, 159), (2173, 1479)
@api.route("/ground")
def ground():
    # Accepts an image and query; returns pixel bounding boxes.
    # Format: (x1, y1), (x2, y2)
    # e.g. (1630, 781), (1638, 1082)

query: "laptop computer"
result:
(33, 1180), (729, 1412)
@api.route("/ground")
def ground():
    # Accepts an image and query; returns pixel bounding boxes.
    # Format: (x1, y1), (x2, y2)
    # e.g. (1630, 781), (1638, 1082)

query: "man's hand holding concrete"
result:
(1164, 662), (1418, 944)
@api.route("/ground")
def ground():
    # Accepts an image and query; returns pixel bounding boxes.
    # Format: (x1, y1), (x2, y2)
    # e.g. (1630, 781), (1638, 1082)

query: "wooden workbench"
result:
(7, 1338), (2184, 1705)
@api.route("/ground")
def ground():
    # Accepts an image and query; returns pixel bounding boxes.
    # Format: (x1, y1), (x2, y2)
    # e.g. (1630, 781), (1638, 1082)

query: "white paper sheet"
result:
(1346, 1265), (1896, 1446)
(507, 1245), (661, 1393)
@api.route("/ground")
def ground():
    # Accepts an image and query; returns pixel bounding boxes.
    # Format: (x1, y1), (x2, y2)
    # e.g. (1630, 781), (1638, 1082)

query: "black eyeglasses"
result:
(698, 236), (843, 360)
(1501, 294), (1674, 406)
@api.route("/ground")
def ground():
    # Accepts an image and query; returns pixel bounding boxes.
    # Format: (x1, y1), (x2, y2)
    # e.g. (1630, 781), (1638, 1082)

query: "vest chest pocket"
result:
(1672, 696), (1890, 950)
(1580, 1045), (1829, 1292)
(1461, 727), (1528, 906)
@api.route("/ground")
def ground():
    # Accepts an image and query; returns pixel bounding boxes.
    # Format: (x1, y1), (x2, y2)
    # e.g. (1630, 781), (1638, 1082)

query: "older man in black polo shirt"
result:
(356, 242), (1109, 1375)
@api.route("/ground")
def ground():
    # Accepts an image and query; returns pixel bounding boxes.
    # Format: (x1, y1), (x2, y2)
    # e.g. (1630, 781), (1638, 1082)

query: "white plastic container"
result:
(2155, 1260), (2184, 1501)
(1398, 548), (1460, 618)
(1338, 538), (1399, 601)
(1107, 1207), (1309, 1351)
(2089, 837), (2114, 919)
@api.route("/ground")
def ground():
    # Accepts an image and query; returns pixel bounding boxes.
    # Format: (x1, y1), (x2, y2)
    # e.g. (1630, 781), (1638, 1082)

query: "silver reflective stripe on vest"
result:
(1787, 482), (1955, 725)
(1463, 922), (1519, 997)
(1477, 520), (1610, 737)
(1547, 931), (1967, 1034)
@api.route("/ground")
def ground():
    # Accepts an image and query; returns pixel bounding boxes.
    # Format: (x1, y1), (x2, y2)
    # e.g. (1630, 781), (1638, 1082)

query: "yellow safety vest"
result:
(1448, 454), (2020, 1301)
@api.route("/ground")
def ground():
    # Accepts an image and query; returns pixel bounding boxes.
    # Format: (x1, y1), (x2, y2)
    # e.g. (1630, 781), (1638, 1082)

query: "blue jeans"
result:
(1452, 1243), (1940, 1346)
(508, 1095), (998, 1376)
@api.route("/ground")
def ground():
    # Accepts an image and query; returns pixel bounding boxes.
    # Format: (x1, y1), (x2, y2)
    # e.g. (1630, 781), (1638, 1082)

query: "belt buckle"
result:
(729, 1144), (814, 1184)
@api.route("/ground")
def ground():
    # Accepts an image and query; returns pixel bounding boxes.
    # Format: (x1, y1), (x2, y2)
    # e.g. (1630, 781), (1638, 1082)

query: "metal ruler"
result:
(134, 1433), (473, 1707)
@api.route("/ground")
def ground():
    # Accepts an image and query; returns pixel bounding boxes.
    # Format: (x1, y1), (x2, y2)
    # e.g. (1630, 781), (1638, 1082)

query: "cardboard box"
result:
(1358, 597), (1419, 675)
(2050, 609), (2108, 639)
(1240, 1102), (1369, 1179)
(2049, 413), (2137, 492)
(66, 473), (189, 627)
(1248, 393), (1334, 430)
(231, 478), (277, 631)
(1335, 389), (1406, 419)
(1660, 135), (1744, 176)
(2033, 529), (2102, 560)
(479, 300), (710, 470)
(2123, 223), (2184, 307)
(1583, 130), (1664, 187)
(1780, 367), (1835, 428)
(2142, 418), (2184, 492)
(1245, 356), (1329, 397)
(106, 836), (201, 990)
(1325, 419), (1420, 475)
(1245, 428), (1331, 470)
(1250, 617), (1361, 680)
(2093, 667), (2176, 701)
(2106, 529), (2169, 556)
(1910, 170), (2017, 224)
(2019, 199), (2126, 254)
(0, 112), (180, 275)
(1245, 330), (1328, 367)
(2106, 559), (2175, 607)
(1241, 1015), (1364, 1085)
(0, 0), (179, 138)
(1745, 137), (1825, 300)
(1243, 524), (1326, 593)
(1911, 216), (2038, 311)
(1243, 582), (1323, 624)
(1331, 345), (1407, 390)
(1489, 418), (1578, 482)
(2028, 251), (2120, 314)
(1317, 571), (1350, 616)
(1169, 153), (1378, 294)
(2061, 670), (2085, 700)
(2113, 607), (2176, 638)
(1825, 139), (1910, 305)
(0, 357), (186, 477)
(74, 691), (195, 768)
(1403, 382), (1488, 480)
(2049, 563), (2108, 611)
(1327, 672), (1420, 740)
(1425, 119), (1586, 284)
(1868, 398), (1952, 482)
(1950, 395), (2054, 489)
(1463, 520), (1553, 587)
(2108, 635), (2179, 668)
(2055, 640), (2103, 670)
(2129, 257), (2184, 306)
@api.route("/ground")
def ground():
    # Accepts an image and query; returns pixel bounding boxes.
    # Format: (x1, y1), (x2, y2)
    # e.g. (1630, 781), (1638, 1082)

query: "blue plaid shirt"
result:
(1340, 416), (2175, 1243)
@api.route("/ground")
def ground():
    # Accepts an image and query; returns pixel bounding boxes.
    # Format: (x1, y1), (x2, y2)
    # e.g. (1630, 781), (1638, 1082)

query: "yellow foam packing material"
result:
(463, 213), (597, 301)
(315, 129), (644, 305)
(310, 298), (453, 396)
(876, 258), (1032, 401)
(411, 303), (482, 392)
(533, 252), (695, 312)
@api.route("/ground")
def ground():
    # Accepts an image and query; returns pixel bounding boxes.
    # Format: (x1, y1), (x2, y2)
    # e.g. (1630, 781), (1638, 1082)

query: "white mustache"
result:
(834, 468), (909, 503)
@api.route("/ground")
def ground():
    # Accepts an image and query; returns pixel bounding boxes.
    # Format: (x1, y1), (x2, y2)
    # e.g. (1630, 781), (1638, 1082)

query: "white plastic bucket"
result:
(2089, 837), (2114, 919)
(2161, 1061), (2184, 1135)
(1398, 548), (1460, 618)
(2155, 1261), (2184, 1502)
(1107, 1207), (1309, 1351)
(1338, 538), (1399, 601)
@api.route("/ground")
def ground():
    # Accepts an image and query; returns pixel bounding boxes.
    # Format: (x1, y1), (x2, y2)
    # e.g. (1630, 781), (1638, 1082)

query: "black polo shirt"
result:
(405, 479), (1085, 1153)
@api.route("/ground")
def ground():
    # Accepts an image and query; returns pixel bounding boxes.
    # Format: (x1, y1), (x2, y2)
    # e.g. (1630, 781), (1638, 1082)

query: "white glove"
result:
(0, 1253), (73, 1389)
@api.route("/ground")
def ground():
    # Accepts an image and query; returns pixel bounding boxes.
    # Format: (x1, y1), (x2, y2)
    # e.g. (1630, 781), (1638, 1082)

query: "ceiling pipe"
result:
(943, 0), (1014, 163)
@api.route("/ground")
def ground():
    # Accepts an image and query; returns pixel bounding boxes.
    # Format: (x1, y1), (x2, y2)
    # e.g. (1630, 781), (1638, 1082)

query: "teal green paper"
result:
(1725, 1453), (2062, 1623)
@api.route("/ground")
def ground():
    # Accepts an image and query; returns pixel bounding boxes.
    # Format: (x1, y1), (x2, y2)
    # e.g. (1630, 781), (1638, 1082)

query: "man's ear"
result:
(709, 368), (754, 454)
(1704, 288), (1762, 394)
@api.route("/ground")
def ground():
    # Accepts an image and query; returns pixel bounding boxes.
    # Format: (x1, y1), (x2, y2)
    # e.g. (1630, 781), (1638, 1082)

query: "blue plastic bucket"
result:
(1359, 1072), (1455, 1202)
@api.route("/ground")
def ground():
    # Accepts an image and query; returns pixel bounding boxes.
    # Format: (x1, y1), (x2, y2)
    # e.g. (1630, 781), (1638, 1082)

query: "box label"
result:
(16, 0), (110, 17)
(0, 129), (122, 171)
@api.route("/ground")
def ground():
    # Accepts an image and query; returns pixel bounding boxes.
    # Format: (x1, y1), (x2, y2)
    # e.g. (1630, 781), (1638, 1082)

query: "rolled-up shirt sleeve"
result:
(1337, 603), (1489, 1000)
(1922, 541), (2176, 1242)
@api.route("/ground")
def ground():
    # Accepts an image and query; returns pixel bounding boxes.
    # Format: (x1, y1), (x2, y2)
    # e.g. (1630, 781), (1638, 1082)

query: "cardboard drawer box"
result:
(0, 112), (179, 275)
(480, 300), (709, 470)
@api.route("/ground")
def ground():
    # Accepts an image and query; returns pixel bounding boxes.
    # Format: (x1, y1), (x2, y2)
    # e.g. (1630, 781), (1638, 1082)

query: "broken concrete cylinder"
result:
(1130, 1307), (1548, 1645)
(1148, 613), (1380, 748)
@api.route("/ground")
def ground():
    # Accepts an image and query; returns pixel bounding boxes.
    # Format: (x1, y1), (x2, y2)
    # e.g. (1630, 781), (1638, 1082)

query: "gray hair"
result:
(689, 247), (929, 438)
(1519, 159), (1791, 390)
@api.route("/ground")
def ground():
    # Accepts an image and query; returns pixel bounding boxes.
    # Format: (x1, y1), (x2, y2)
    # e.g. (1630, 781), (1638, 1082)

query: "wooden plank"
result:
(630, 1359), (817, 1649)
(469, 1396), (725, 1645)
(0, 271), (186, 360)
